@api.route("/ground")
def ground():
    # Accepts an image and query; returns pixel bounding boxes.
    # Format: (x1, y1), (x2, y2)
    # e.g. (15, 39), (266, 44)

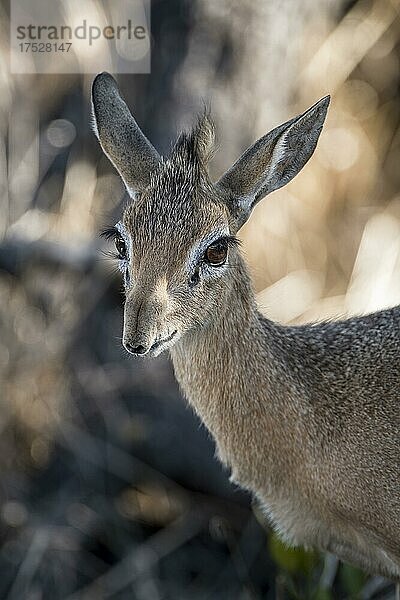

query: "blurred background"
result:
(1, 0), (400, 598)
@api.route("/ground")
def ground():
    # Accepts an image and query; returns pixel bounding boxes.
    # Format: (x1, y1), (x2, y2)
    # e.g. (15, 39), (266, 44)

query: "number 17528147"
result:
(18, 42), (72, 52)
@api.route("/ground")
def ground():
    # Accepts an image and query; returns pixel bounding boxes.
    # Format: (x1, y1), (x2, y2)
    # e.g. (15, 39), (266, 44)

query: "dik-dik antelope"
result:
(92, 72), (400, 583)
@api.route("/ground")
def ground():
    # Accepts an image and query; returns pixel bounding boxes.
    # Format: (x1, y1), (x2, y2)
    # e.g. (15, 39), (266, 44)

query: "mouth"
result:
(149, 330), (178, 355)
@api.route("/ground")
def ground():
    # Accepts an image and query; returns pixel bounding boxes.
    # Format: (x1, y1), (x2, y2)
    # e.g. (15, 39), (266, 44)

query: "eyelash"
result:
(100, 226), (119, 241)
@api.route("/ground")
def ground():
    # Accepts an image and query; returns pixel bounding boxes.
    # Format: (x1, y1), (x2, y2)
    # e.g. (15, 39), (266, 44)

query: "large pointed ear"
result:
(91, 72), (160, 197)
(216, 96), (330, 230)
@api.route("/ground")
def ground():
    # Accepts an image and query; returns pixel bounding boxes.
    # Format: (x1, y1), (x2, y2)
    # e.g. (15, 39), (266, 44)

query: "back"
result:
(283, 305), (400, 413)
(271, 306), (400, 551)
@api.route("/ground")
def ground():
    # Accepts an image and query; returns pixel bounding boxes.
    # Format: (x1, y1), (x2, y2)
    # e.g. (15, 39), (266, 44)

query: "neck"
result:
(170, 260), (287, 489)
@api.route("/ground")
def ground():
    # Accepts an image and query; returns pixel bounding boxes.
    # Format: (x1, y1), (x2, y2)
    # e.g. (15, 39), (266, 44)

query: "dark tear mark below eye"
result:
(189, 266), (200, 287)
(124, 265), (130, 286)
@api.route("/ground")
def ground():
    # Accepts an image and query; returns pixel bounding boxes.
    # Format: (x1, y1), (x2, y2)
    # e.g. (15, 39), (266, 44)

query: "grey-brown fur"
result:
(92, 72), (400, 581)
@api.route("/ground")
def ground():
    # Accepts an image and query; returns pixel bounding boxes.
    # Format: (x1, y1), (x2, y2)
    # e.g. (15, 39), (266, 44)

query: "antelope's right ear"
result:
(216, 96), (330, 230)
(91, 72), (160, 196)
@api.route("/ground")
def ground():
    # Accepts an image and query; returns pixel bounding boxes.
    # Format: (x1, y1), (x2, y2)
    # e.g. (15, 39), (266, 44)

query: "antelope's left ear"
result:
(216, 96), (330, 230)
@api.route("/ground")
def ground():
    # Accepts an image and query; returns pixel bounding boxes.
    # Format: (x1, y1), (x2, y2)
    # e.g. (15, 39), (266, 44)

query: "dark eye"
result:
(115, 236), (127, 259)
(205, 240), (228, 266)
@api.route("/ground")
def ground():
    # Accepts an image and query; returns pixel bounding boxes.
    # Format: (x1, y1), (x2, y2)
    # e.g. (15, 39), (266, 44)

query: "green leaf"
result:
(268, 532), (318, 575)
(339, 562), (366, 597)
(313, 587), (333, 600)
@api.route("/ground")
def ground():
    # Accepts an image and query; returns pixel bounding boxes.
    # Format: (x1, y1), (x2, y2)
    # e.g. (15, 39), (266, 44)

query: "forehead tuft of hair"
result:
(171, 111), (216, 169)
(144, 111), (217, 209)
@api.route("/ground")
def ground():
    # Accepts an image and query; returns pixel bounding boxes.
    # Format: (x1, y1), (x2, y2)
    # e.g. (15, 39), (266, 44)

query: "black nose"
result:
(125, 342), (148, 355)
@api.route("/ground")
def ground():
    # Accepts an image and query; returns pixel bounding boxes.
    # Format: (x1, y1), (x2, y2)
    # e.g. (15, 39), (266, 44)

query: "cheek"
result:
(201, 271), (231, 310)
(201, 263), (229, 283)
(166, 266), (228, 313)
